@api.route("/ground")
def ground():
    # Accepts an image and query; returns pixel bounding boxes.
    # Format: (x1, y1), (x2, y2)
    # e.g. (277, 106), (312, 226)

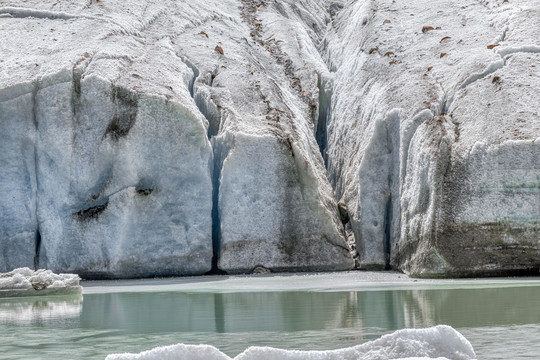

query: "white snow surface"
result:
(0, 267), (81, 297)
(105, 325), (476, 360)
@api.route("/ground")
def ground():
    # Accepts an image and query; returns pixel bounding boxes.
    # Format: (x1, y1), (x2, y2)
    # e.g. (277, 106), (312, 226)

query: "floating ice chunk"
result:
(105, 325), (476, 360)
(106, 344), (230, 360)
(0, 267), (81, 298)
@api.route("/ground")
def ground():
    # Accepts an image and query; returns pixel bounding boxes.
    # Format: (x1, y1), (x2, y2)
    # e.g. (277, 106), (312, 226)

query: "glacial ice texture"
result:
(0, 0), (353, 277)
(1, 0), (539, 278)
(323, 0), (540, 275)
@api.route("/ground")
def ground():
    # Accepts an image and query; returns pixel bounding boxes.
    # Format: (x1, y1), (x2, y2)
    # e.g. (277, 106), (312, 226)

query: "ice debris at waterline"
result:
(0, 268), (81, 298)
(105, 325), (476, 360)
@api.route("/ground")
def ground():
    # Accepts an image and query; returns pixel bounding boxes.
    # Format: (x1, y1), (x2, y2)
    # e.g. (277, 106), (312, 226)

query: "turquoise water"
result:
(1, 275), (540, 359)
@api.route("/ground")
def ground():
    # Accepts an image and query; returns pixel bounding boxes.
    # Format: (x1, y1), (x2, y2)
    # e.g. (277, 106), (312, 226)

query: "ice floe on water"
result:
(0, 267), (81, 298)
(105, 325), (476, 360)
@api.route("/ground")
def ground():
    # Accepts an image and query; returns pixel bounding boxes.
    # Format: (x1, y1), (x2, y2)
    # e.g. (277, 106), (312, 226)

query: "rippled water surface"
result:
(1, 272), (540, 359)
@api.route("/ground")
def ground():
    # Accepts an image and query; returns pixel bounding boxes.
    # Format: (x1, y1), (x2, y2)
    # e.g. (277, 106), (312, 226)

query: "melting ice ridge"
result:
(106, 325), (476, 360)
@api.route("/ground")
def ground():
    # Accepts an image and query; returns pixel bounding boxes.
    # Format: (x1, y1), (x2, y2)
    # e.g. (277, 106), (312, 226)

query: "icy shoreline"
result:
(81, 270), (540, 295)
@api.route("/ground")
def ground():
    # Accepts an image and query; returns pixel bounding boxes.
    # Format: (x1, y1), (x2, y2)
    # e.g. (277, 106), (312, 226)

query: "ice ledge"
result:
(0, 267), (82, 298)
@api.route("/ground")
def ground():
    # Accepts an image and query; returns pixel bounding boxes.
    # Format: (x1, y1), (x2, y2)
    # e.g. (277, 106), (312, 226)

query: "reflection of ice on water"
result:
(0, 295), (82, 325)
(2, 274), (540, 359)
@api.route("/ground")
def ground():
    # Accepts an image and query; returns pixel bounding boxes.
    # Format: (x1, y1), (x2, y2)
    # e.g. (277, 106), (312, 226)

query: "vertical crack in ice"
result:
(180, 56), (199, 98)
(208, 139), (228, 275)
(315, 75), (331, 168)
(31, 81), (41, 270)
(178, 55), (226, 273)
(34, 230), (41, 270)
(313, 4), (362, 263)
(383, 194), (392, 269)
(432, 76), (454, 117)
(179, 56), (221, 139)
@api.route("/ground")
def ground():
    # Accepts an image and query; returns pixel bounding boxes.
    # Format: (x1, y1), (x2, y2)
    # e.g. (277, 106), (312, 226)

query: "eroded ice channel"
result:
(1, 272), (540, 359)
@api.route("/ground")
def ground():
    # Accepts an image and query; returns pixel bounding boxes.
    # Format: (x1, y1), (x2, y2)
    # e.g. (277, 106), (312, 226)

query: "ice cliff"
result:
(0, 0), (538, 278)
(323, 0), (540, 276)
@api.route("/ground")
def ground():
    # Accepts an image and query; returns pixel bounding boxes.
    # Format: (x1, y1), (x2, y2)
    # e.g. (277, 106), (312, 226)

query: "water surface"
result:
(1, 273), (540, 359)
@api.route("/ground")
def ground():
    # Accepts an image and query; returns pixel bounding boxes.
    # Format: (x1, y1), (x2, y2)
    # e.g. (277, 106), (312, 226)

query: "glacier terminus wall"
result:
(0, 0), (538, 278)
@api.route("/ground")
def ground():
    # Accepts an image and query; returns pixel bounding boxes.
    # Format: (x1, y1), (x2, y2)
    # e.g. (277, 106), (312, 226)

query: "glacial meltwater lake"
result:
(1, 271), (540, 359)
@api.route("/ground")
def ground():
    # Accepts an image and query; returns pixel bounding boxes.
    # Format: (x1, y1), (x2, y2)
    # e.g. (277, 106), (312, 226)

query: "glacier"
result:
(0, 0), (538, 278)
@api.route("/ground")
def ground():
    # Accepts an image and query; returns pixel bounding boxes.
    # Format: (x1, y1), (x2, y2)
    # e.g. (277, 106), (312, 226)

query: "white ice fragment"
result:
(106, 344), (231, 360)
(0, 267), (81, 298)
(105, 325), (476, 360)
